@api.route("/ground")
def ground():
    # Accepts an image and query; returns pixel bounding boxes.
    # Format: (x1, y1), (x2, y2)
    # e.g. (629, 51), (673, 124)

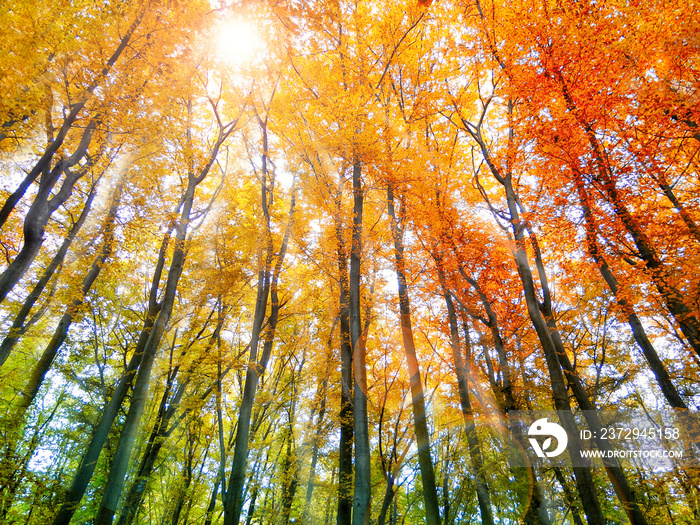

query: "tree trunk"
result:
(572, 169), (687, 409)
(12, 176), (124, 419)
(350, 159), (371, 525)
(0, 9), (145, 231)
(0, 120), (97, 305)
(334, 175), (354, 525)
(436, 262), (493, 525)
(93, 170), (198, 525)
(387, 185), (441, 525)
(93, 100), (236, 525)
(115, 320), (225, 525)
(223, 127), (295, 525)
(0, 176), (98, 367)
(525, 225), (650, 525)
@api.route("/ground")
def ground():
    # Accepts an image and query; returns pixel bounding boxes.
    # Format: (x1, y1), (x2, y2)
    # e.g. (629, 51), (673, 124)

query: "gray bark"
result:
(387, 185), (441, 525)
(572, 170), (688, 409)
(335, 176), (354, 525)
(13, 177), (124, 418)
(49, 225), (171, 525)
(222, 136), (295, 525)
(0, 9), (145, 231)
(0, 177), (98, 367)
(0, 120), (97, 305)
(93, 102), (236, 525)
(350, 160), (370, 525)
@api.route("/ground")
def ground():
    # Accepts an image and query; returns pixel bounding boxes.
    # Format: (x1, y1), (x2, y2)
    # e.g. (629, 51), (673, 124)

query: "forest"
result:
(0, 0), (699, 524)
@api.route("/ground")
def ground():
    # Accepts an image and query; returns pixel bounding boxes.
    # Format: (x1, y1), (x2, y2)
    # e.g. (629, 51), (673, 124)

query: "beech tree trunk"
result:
(387, 185), (441, 525)
(12, 177), (124, 419)
(573, 170), (687, 409)
(466, 116), (606, 524)
(334, 175), (354, 525)
(115, 320), (225, 525)
(0, 120), (97, 305)
(223, 122), (294, 525)
(0, 176), (98, 367)
(350, 160), (371, 525)
(93, 170), (199, 525)
(436, 264), (493, 525)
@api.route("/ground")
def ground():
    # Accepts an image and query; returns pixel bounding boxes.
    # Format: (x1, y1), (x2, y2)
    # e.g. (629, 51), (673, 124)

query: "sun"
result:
(217, 19), (261, 65)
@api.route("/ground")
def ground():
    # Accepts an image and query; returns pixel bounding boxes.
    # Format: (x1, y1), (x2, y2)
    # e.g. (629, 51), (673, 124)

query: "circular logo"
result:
(528, 418), (568, 458)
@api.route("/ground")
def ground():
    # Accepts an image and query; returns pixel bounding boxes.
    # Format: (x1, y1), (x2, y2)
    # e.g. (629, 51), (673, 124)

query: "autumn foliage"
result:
(0, 1), (699, 524)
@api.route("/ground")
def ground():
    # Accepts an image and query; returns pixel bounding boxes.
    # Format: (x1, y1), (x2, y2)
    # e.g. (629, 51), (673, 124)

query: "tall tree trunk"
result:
(0, 121), (97, 305)
(572, 169), (687, 409)
(464, 101), (605, 525)
(436, 262), (493, 525)
(223, 127), (295, 525)
(94, 170), (199, 525)
(115, 320), (226, 525)
(335, 175), (354, 525)
(387, 185), (441, 525)
(0, 9), (145, 231)
(93, 101), (236, 525)
(11, 176), (125, 419)
(350, 159), (371, 525)
(0, 175), (98, 367)
(527, 227), (650, 525)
